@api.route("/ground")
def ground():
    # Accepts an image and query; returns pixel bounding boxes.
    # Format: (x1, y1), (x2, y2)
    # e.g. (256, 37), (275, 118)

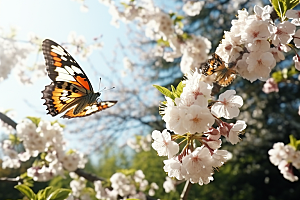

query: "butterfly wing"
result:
(203, 53), (236, 87)
(42, 81), (87, 117)
(62, 101), (118, 119)
(42, 39), (93, 93)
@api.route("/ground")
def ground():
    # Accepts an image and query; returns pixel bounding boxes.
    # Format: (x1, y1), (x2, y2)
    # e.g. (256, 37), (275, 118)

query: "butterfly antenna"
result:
(98, 77), (102, 92)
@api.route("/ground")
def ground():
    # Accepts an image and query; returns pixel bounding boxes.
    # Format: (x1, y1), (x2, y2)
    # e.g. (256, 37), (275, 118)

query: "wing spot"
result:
(50, 52), (57, 57)
(53, 57), (62, 62)
(54, 61), (62, 67)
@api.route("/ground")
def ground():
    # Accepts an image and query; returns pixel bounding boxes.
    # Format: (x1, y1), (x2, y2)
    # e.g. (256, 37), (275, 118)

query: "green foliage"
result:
(153, 81), (184, 102)
(9, 133), (21, 145)
(50, 120), (65, 128)
(271, 65), (298, 82)
(26, 116), (41, 127)
(14, 185), (71, 200)
(15, 185), (36, 200)
(271, 0), (299, 20)
(289, 135), (300, 150)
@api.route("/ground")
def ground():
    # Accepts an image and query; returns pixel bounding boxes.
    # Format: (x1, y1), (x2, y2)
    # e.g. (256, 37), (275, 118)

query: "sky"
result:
(0, 0), (128, 123)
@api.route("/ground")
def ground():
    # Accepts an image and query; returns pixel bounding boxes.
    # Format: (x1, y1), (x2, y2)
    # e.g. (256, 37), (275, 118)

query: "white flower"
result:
(110, 172), (136, 197)
(269, 48), (285, 62)
(253, 5), (272, 21)
(163, 158), (183, 180)
(180, 35), (211, 74)
(211, 90), (243, 119)
(215, 31), (243, 63)
(262, 78), (279, 94)
(2, 157), (20, 169)
(123, 57), (133, 71)
(241, 19), (270, 45)
(268, 142), (286, 166)
(183, 1), (205, 16)
(148, 182), (159, 196)
(293, 29), (300, 48)
(163, 177), (176, 193)
(61, 152), (80, 172)
(184, 105), (215, 134)
(278, 160), (298, 182)
(293, 55), (300, 71)
(151, 129), (179, 158)
(182, 146), (212, 174)
(134, 170), (145, 183)
(286, 9), (300, 26)
(227, 120), (247, 144)
(70, 177), (86, 197)
(163, 102), (187, 135)
(181, 146), (214, 185)
(240, 51), (276, 82)
(269, 21), (296, 45)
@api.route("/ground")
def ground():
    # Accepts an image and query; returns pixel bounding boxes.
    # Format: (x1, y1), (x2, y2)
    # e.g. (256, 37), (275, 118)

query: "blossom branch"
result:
(0, 112), (17, 129)
(74, 169), (105, 182)
(0, 176), (22, 184)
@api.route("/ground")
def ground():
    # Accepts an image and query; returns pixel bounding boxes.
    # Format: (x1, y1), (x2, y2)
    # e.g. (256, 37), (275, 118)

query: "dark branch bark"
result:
(0, 112), (17, 129)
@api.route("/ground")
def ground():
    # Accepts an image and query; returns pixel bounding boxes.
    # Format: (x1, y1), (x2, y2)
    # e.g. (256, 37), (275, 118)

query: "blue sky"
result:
(0, 0), (128, 123)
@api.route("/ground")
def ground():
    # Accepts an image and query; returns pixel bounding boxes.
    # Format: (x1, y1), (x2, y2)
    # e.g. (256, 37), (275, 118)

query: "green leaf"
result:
(271, 71), (283, 82)
(51, 120), (65, 128)
(157, 38), (170, 46)
(153, 85), (173, 99)
(9, 133), (21, 145)
(15, 185), (37, 200)
(26, 116), (41, 127)
(271, 0), (287, 20)
(47, 188), (71, 200)
(286, 0), (300, 10)
(175, 81), (184, 97)
(36, 186), (53, 200)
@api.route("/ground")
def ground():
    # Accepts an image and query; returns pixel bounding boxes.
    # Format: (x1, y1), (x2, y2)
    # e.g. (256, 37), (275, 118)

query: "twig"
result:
(0, 112), (17, 129)
(74, 169), (105, 182)
(0, 177), (22, 184)
(180, 180), (192, 200)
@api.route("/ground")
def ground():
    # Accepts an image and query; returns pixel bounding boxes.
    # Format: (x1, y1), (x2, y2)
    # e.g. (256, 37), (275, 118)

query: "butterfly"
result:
(41, 39), (117, 118)
(202, 53), (237, 87)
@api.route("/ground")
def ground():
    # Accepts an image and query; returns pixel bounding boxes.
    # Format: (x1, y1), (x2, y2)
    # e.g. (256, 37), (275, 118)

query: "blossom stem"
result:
(180, 180), (192, 200)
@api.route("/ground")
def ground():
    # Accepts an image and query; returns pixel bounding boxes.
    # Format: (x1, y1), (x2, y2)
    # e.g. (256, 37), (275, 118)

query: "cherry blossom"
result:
(151, 129), (179, 158)
(286, 9), (300, 25)
(262, 78), (279, 93)
(183, 1), (205, 16)
(269, 21), (296, 46)
(211, 90), (243, 119)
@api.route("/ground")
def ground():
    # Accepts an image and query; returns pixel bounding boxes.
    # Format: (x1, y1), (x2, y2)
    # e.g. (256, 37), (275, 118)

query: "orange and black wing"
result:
(62, 101), (118, 119)
(42, 39), (93, 92)
(203, 53), (237, 87)
(42, 81), (87, 117)
(41, 39), (93, 117)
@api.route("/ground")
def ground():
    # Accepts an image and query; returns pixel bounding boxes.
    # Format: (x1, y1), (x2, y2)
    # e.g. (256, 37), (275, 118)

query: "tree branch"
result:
(0, 112), (17, 129)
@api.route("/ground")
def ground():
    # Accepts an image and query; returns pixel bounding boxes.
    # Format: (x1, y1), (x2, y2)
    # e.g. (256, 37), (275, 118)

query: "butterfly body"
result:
(41, 39), (117, 118)
(203, 53), (237, 87)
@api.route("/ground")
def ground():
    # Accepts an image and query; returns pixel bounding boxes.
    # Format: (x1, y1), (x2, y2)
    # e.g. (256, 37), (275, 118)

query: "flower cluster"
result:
(0, 29), (33, 83)
(215, 5), (300, 83)
(152, 70), (246, 186)
(268, 142), (300, 182)
(0, 119), (87, 182)
(67, 31), (103, 60)
(94, 170), (158, 200)
(127, 134), (151, 152)
(99, 0), (211, 74)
